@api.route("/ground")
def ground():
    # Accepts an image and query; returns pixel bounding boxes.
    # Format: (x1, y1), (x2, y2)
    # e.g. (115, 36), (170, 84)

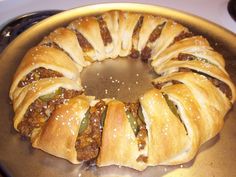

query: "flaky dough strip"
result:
(97, 100), (147, 171)
(10, 46), (81, 100)
(140, 89), (188, 165)
(13, 77), (82, 130)
(40, 27), (90, 67)
(32, 95), (91, 164)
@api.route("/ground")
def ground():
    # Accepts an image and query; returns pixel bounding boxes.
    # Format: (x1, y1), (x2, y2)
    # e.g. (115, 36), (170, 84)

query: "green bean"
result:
(138, 105), (145, 123)
(39, 88), (62, 102)
(78, 109), (90, 134)
(126, 111), (138, 135)
(101, 106), (107, 127)
(163, 94), (180, 118)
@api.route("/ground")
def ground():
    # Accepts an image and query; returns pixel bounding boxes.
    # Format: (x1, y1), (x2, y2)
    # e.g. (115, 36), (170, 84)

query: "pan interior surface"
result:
(81, 57), (156, 102)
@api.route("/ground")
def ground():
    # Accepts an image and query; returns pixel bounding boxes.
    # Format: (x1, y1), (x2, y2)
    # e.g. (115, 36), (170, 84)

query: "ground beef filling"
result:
(42, 41), (61, 49)
(18, 67), (63, 87)
(178, 67), (192, 72)
(148, 22), (166, 43)
(178, 68), (232, 100)
(167, 32), (194, 47)
(173, 31), (194, 43)
(133, 16), (144, 37)
(75, 100), (106, 161)
(75, 31), (93, 52)
(130, 48), (140, 58)
(125, 102), (148, 162)
(17, 88), (83, 137)
(176, 53), (231, 99)
(97, 17), (112, 46)
(154, 80), (182, 89)
(139, 22), (166, 62)
(177, 53), (211, 64)
(140, 46), (152, 62)
(177, 53), (197, 61)
(136, 155), (148, 163)
(42, 42), (75, 60)
(206, 75), (232, 100)
(130, 16), (144, 59)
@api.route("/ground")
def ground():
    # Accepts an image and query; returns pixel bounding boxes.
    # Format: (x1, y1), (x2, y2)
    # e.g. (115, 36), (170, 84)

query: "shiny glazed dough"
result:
(9, 10), (236, 171)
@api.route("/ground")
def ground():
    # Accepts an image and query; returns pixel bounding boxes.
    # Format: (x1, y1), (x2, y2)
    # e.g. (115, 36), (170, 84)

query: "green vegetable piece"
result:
(34, 72), (40, 80)
(101, 106), (107, 127)
(163, 94), (188, 134)
(163, 94), (180, 118)
(138, 105), (145, 123)
(79, 109), (90, 134)
(39, 88), (62, 102)
(126, 111), (138, 135)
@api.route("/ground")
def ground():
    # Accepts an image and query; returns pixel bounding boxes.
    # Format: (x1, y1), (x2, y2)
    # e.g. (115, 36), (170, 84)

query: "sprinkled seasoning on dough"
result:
(9, 10), (235, 171)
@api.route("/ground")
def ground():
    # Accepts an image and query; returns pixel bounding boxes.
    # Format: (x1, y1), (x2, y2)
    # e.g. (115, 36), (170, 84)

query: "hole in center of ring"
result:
(80, 57), (157, 102)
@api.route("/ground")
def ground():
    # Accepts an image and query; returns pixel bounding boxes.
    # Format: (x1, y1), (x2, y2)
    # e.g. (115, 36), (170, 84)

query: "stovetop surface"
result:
(0, 10), (62, 53)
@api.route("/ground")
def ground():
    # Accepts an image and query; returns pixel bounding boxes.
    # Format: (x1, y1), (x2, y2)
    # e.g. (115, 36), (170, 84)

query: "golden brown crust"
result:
(9, 45), (81, 100)
(68, 17), (105, 61)
(118, 12), (141, 57)
(13, 77), (83, 130)
(97, 100), (147, 171)
(160, 84), (206, 163)
(150, 20), (188, 60)
(140, 89), (188, 165)
(9, 10), (236, 171)
(153, 35), (225, 68)
(40, 27), (90, 67)
(101, 11), (120, 58)
(153, 58), (235, 103)
(138, 15), (167, 52)
(151, 36), (224, 69)
(32, 96), (90, 164)
(153, 72), (232, 137)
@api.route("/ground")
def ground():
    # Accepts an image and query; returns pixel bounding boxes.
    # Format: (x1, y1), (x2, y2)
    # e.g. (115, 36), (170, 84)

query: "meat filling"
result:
(18, 67), (63, 87)
(130, 48), (140, 58)
(178, 68), (232, 100)
(42, 41), (61, 49)
(148, 22), (166, 43)
(177, 53), (211, 64)
(75, 100), (106, 161)
(125, 102), (147, 151)
(154, 80), (182, 89)
(97, 17), (112, 46)
(136, 155), (148, 163)
(173, 31), (194, 43)
(140, 46), (152, 62)
(179, 67), (192, 72)
(139, 22), (166, 62)
(130, 16), (144, 59)
(206, 75), (232, 100)
(75, 31), (93, 52)
(133, 16), (144, 38)
(42, 41), (76, 61)
(177, 53), (197, 61)
(17, 88), (83, 137)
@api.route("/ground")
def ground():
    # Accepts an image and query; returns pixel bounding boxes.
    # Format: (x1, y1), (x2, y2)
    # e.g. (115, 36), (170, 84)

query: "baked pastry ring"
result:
(9, 10), (235, 171)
